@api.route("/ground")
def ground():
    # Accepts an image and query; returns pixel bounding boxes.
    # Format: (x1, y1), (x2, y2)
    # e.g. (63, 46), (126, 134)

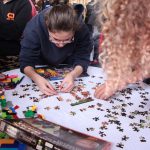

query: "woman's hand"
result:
(94, 83), (115, 100)
(34, 75), (57, 95)
(60, 73), (75, 93)
(94, 81), (126, 100)
(94, 67), (144, 100)
(60, 65), (83, 93)
(24, 66), (57, 95)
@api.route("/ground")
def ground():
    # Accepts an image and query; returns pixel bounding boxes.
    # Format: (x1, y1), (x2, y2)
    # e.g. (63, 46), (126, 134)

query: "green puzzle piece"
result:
(1, 112), (7, 118)
(24, 110), (35, 118)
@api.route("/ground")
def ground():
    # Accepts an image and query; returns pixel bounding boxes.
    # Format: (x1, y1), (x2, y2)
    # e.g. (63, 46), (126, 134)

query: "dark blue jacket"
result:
(20, 9), (93, 73)
(0, 0), (32, 56)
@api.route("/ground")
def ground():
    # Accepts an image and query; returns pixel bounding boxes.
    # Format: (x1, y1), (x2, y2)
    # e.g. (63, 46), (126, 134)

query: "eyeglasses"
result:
(49, 33), (74, 45)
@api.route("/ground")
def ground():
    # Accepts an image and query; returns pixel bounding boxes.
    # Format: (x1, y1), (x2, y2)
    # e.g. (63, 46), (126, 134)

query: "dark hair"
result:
(74, 4), (84, 14)
(45, 5), (79, 32)
(58, 0), (69, 5)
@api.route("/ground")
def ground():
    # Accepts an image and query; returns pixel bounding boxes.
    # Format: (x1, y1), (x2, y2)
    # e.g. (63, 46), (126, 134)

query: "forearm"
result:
(69, 65), (83, 79)
(24, 66), (41, 82)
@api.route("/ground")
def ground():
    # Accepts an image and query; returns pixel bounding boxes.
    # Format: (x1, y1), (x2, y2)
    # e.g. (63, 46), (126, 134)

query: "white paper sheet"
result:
(3, 66), (150, 150)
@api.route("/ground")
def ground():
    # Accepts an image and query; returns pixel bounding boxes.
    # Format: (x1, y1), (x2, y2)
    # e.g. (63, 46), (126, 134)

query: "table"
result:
(3, 66), (150, 150)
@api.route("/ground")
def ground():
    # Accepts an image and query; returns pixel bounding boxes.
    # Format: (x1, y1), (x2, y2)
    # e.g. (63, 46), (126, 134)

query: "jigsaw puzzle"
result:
(1, 67), (150, 150)
(35, 65), (89, 81)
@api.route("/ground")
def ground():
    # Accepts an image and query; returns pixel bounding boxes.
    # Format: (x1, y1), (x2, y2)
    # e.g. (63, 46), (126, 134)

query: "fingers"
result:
(60, 84), (74, 92)
(60, 80), (74, 93)
(40, 81), (57, 96)
(41, 88), (53, 96)
(94, 84), (112, 100)
(46, 82), (57, 94)
(59, 80), (66, 91)
(94, 84), (106, 99)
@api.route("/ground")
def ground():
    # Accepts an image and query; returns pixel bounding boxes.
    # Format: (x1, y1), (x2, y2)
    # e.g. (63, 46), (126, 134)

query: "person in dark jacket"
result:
(74, 4), (84, 23)
(20, 4), (93, 96)
(0, 0), (35, 56)
(85, 0), (96, 34)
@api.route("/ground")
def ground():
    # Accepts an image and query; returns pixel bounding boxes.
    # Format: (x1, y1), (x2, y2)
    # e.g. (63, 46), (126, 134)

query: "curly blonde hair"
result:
(96, 0), (150, 91)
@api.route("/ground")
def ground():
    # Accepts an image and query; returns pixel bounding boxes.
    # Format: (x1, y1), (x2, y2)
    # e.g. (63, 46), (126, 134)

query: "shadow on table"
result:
(0, 56), (19, 72)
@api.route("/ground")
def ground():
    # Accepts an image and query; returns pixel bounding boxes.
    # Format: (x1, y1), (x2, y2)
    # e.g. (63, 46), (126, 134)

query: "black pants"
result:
(0, 40), (20, 56)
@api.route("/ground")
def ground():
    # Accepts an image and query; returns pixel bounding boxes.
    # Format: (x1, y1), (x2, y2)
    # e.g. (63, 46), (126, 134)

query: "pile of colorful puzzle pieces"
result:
(0, 73), (24, 90)
(0, 90), (19, 119)
(0, 90), (38, 119)
(35, 67), (73, 80)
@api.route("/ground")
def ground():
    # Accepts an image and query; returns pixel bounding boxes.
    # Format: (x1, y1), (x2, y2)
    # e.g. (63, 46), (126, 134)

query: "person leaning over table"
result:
(19, 4), (93, 96)
(94, 0), (150, 100)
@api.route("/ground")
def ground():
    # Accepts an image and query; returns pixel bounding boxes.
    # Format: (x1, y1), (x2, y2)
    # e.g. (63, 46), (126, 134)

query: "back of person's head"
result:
(74, 4), (84, 15)
(45, 4), (79, 32)
(49, 0), (54, 4)
(59, 0), (69, 5)
(52, 0), (59, 5)
(96, 0), (150, 87)
(63, 0), (69, 5)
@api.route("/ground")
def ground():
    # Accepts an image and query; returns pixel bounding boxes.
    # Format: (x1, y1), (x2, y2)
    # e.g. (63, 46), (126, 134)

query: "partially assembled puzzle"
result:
(35, 66), (89, 80)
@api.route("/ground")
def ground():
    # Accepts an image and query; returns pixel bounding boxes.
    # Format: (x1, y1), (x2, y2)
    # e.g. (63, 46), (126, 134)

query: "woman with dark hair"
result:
(20, 4), (93, 95)
(94, 0), (150, 100)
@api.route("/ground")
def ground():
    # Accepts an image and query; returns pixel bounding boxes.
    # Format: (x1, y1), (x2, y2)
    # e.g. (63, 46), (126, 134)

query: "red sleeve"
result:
(28, 0), (37, 17)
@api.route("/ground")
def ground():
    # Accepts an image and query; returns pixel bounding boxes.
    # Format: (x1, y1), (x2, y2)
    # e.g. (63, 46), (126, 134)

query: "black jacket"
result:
(0, 0), (32, 56)
(20, 8), (93, 73)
